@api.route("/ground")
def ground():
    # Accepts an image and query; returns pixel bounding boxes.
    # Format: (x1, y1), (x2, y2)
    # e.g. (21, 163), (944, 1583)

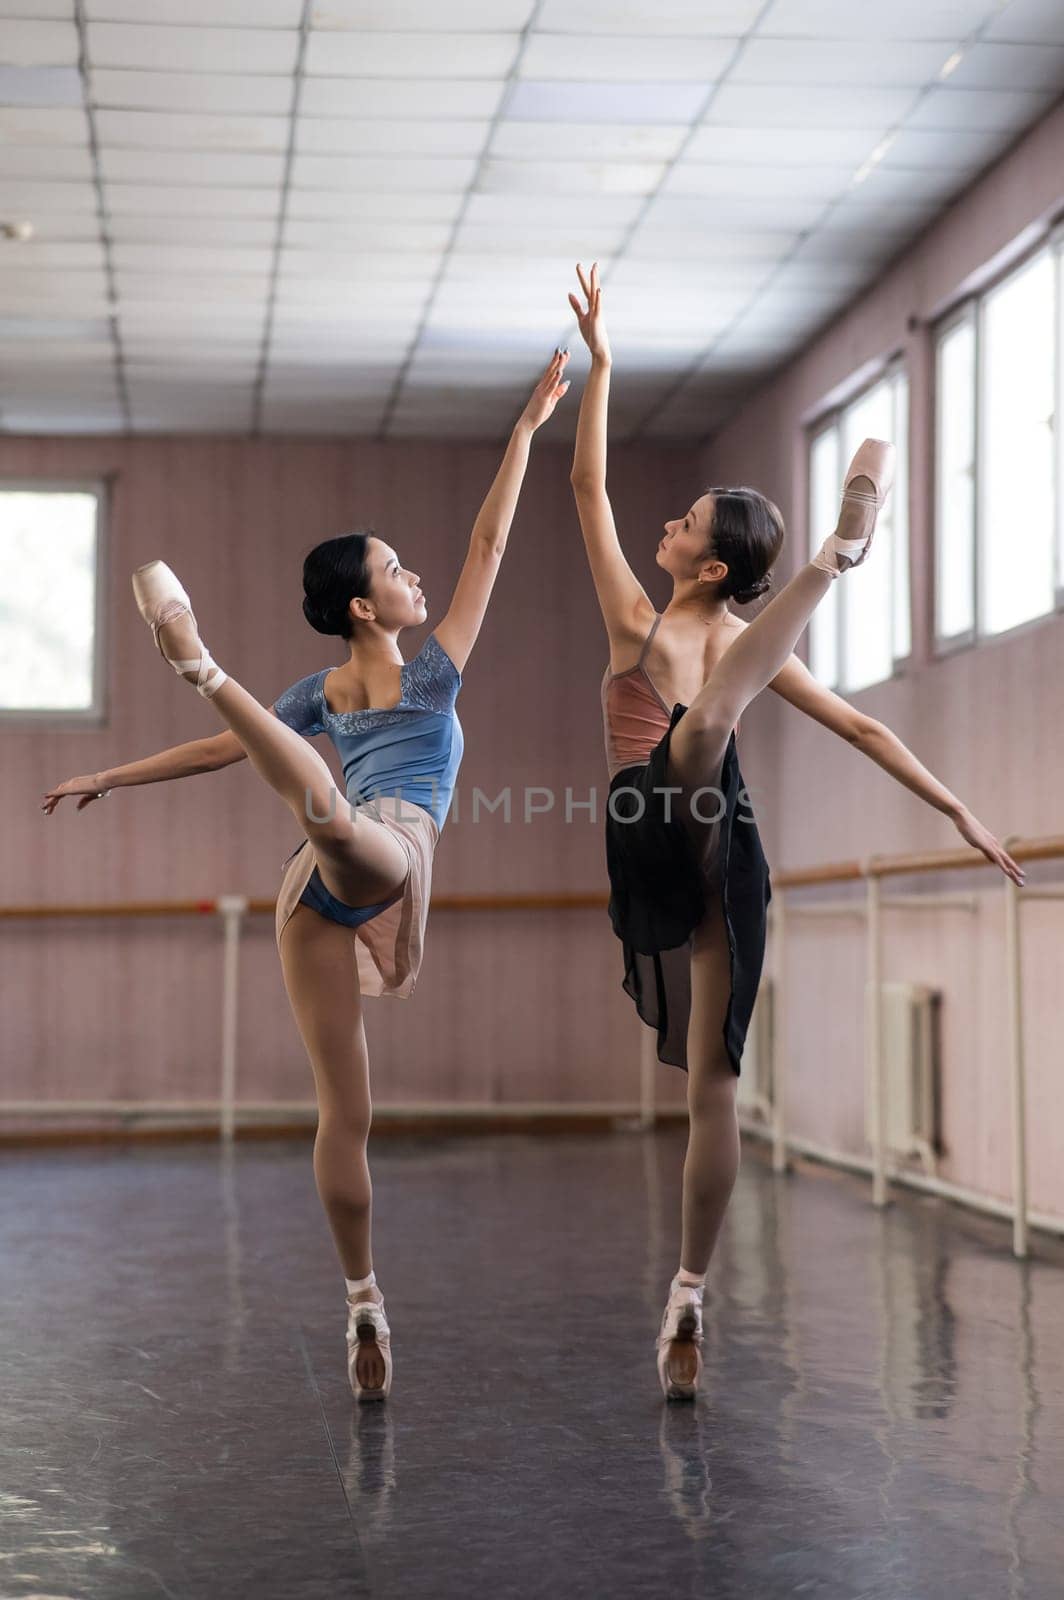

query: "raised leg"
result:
(279, 903), (387, 1393)
(157, 609), (407, 909)
(667, 475), (877, 801)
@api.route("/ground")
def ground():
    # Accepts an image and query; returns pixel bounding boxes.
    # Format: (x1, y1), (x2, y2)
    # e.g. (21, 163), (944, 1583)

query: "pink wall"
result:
(701, 100), (1064, 1221)
(1, 434), (698, 1121)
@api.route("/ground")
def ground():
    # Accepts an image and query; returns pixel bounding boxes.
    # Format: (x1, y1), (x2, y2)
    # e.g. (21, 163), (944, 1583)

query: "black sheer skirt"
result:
(605, 702), (772, 1074)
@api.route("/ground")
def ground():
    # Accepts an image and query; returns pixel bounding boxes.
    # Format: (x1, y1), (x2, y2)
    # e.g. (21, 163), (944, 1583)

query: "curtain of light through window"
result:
(840, 378), (894, 692)
(935, 317), (977, 641)
(0, 491), (99, 712)
(980, 252), (1055, 637)
(808, 427), (839, 686)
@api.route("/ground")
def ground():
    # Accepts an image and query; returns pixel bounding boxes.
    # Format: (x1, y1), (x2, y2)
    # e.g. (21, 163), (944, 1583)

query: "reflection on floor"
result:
(2, 1129), (1063, 1599)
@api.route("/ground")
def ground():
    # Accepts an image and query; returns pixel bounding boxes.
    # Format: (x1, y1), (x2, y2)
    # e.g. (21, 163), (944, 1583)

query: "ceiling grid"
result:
(1, 0), (1062, 440)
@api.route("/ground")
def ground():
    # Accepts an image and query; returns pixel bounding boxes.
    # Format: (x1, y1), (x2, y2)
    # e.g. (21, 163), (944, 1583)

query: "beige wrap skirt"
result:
(274, 795), (440, 998)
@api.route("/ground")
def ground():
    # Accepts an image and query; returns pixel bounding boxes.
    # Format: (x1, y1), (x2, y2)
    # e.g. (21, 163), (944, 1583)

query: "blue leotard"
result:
(272, 633), (463, 929)
(273, 632), (464, 831)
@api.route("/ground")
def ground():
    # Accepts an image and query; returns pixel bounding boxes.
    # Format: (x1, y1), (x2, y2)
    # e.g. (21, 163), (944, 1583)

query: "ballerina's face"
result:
(656, 493), (727, 586)
(364, 536), (428, 629)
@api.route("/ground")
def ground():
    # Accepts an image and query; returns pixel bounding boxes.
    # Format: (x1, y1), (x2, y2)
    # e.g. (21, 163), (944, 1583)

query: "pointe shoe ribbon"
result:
(812, 437), (896, 576)
(346, 1296), (393, 1402)
(132, 561), (227, 699)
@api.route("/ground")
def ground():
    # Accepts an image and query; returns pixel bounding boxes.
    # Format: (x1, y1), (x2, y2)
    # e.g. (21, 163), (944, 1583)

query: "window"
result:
(935, 311), (976, 642)
(808, 363), (910, 692)
(0, 484), (105, 719)
(934, 240), (1060, 647)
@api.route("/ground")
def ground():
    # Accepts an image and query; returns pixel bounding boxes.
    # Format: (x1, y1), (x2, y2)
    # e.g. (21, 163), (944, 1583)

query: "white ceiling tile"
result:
(426, 302), (566, 333)
(2, 212), (98, 241)
(626, 226), (801, 260)
(986, 0), (1064, 44)
(490, 120), (687, 161)
(277, 251), (439, 281)
(126, 363), (259, 385)
(283, 219), (453, 250)
(520, 36), (737, 81)
(0, 241), (104, 271)
(105, 182), (280, 216)
(0, 146), (93, 179)
(0, 314), (111, 339)
(764, 258), (879, 294)
(506, 80), (710, 121)
(299, 77), (506, 118)
(734, 37), (952, 85)
(1, 410), (126, 433)
(96, 109), (290, 150)
(879, 124), (1014, 168)
(759, 0), (995, 37)
(847, 162), (969, 206)
(479, 157), (664, 195)
(941, 41), (1064, 91)
(906, 85), (1054, 129)
(463, 191), (644, 227)
(453, 220), (630, 255)
(114, 244), (274, 274)
(276, 281), (431, 308)
(706, 84), (914, 125)
(537, 0), (763, 32)
(90, 68), (294, 113)
(443, 252), (598, 283)
(0, 106), (87, 142)
(291, 154), (478, 191)
(0, 1), (72, 14)
(296, 117), (490, 157)
(101, 149), (286, 185)
(0, 179), (97, 211)
(109, 215), (278, 245)
(663, 162), (849, 200)
(87, 0), (303, 21)
(0, 20), (78, 65)
(304, 31), (519, 78)
(286, 188), (462, 220)
(788, 228), (907, 263)
(687, 124), (884, 164)
(818, 192), (940, 231)
(118, 307), (267, 333)
(311, 0), (534, 27)
(87, 23), (300, 74)
(0, 339), (111, 364)
(607, 257), (774, 293)
(117, 272), (270, 300)
(0, 63), (81, 104)
(640, 191), (829, 230)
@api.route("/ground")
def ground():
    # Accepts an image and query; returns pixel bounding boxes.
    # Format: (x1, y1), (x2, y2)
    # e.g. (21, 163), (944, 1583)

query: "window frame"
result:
(806, 356), (912, 693)
(0, 477), (110, 727)
(933, 232), (1064, 656)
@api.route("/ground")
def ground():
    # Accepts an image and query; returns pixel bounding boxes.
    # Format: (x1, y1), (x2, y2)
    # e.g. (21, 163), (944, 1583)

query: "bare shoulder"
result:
(605, 596), (660, 669)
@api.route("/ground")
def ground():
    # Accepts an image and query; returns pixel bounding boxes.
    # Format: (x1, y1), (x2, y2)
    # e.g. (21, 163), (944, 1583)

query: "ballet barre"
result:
(746, 832), (1064, 1259)
(3, 837), (1063, 1257)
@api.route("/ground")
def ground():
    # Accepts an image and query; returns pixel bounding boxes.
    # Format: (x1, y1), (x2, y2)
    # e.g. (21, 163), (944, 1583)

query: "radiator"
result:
(864, 981), (941, 1170)
(737, 978), (775, 1117)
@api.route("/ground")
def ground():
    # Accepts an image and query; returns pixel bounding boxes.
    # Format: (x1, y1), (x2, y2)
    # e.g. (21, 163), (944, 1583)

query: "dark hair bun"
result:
(732, 573), (772, 605)
(302, 591), (349, 637)
(301, 531), (373, 641)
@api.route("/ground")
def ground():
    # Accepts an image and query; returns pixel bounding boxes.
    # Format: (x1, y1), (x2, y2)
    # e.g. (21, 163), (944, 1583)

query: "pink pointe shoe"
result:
(811, 438), (896, 576)
(131, 561), (227, 698)
(346, 1293), (393, 1402)
(656, 1274), (704, 1402)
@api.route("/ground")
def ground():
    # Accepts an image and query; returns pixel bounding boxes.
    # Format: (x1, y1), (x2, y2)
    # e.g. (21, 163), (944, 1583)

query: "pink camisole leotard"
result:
(601, 613), (740, 780)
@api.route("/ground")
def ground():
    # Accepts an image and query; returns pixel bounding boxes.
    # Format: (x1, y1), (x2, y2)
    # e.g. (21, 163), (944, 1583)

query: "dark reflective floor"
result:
(3, 1129), (1064, 1599)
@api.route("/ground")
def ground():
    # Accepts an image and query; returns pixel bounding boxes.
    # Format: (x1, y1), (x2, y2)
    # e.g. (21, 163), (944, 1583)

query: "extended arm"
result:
(42, 728), (250, 814)
(568, 262), (653, 642)
(433, 349), (570, 674)
(769, 653), (1025, 883)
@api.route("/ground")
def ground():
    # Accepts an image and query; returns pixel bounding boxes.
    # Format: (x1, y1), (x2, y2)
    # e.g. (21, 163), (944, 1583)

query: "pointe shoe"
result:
(131, 560), (227, 699)
(656, 1274), (704, 1402)
(811, 437), (896, 576)
(347, 1294), (393, 1402)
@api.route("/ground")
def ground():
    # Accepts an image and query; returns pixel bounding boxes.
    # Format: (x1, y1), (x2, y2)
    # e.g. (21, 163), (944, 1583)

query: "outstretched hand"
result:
(953, 810), (1026, 886)
(519, 347), (571, 431)
(41, 774), (110, 815)
(568, 261), (611, 361)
